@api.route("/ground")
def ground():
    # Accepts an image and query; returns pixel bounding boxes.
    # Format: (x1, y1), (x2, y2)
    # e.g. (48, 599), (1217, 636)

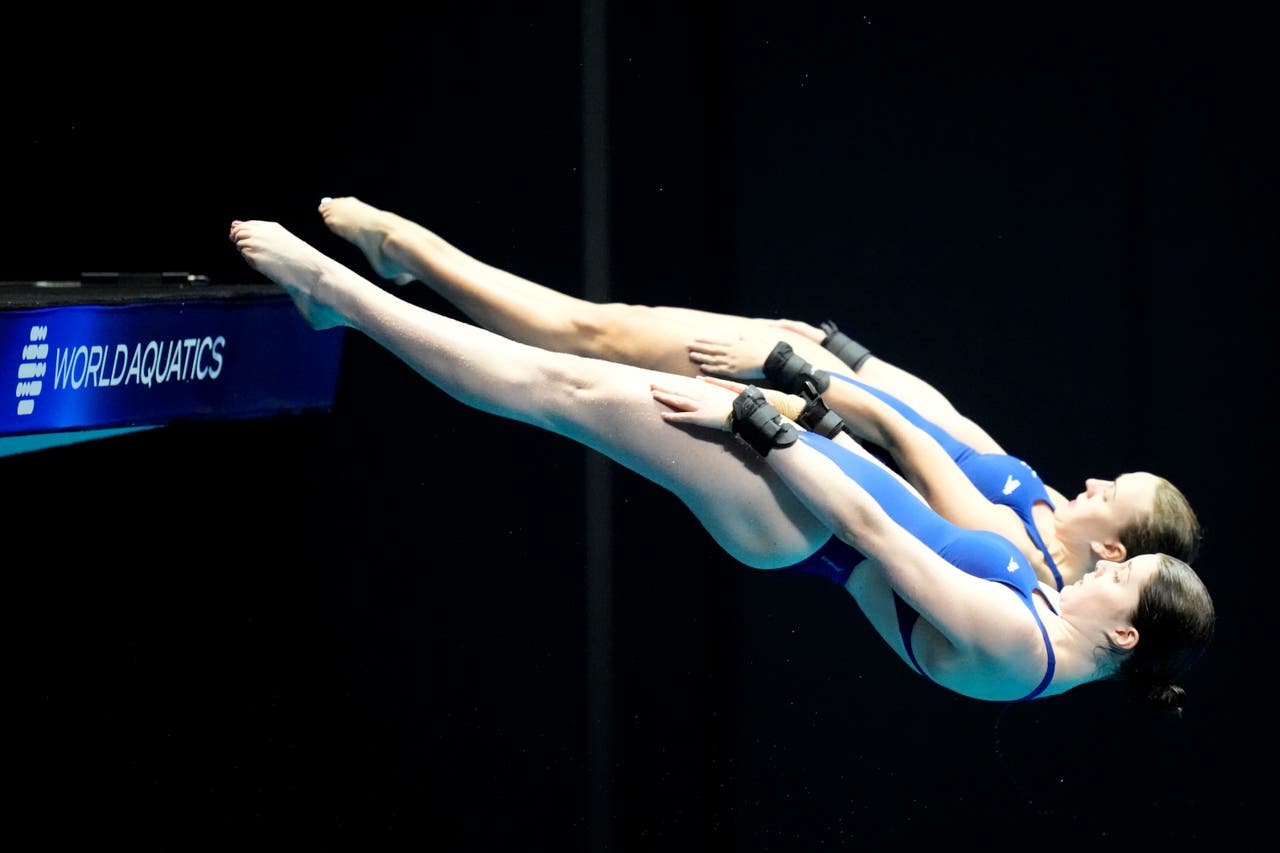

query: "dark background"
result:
(5, 2), (1271, 850)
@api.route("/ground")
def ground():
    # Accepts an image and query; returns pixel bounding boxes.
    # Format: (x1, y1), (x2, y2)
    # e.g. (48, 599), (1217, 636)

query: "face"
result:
(1057, 471), (1160, 548)
(1061, 553), (1161, 627)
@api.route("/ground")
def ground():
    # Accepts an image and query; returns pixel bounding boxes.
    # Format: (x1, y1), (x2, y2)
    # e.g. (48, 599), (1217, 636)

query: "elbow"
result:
(831, 509), (880, 551)
(838, 498), (909, 559)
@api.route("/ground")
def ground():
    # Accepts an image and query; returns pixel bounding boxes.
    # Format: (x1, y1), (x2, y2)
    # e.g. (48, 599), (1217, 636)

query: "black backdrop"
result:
(5, 3), (1270, 850)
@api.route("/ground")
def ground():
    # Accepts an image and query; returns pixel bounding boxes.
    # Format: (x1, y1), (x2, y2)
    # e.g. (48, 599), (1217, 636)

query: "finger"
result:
(650, 388), (692, 410)
(692, 359), (729, 374)
(702, 376), (746, 391)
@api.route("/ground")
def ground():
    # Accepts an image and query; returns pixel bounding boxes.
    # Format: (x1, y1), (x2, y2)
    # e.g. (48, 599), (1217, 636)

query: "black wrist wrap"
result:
(763, 341), (829, 399)
(796, 395), (846, 439)
(818, 320), (872, 370)
(731, 386), (798, 456)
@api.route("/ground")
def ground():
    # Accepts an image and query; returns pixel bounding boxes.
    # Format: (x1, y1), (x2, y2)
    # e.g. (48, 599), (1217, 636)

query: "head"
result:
(1059, 472), (1201, 567)
(1090, 553), (1216, 716)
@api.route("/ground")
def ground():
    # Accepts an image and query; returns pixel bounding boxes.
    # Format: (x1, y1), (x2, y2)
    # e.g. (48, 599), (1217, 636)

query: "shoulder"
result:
(912, 600), (1055, 700)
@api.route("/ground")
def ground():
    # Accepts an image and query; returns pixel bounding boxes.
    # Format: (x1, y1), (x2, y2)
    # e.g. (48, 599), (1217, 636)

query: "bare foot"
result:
(318, 196), (418, 285)
(228, 219), (350, 330)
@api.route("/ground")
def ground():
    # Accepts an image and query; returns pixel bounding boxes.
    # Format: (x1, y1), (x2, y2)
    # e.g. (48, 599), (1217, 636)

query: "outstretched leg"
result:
(229, 219), (830, 569)
(318, 197), (1002, 452)
(317, 196), (846, 377)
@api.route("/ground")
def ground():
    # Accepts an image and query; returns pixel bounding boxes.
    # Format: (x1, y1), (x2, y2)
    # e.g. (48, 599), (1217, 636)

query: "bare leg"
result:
(229, 219), (830, 569)
(317, 196), (846, 377)
(317, 197), (1001, 452)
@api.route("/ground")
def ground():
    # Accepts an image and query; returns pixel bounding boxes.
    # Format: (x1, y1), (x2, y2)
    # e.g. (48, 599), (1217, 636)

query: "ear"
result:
(1109, 624), (1139, 651)
(1091, 539), (1127, 562)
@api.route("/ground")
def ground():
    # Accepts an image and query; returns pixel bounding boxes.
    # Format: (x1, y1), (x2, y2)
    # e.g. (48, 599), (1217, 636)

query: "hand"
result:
(768, 318), (827, 344)
(650, 376), (746, 431)
(686, 330), (781, 379)
(703, 375), (806, 422)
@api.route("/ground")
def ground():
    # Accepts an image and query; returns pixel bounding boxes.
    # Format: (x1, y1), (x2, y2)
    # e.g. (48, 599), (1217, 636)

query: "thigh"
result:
(597, 305), (851, 378)
(846, 558), (919, 671)
(538, 355), (831, 568)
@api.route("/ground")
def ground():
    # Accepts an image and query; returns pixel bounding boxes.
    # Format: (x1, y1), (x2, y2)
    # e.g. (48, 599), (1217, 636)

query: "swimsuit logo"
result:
(1007, 558), (1019, 573)
(1002, 474), (1021, 495)
(820, 556), (850, 585)
(15, 325), (48, 417)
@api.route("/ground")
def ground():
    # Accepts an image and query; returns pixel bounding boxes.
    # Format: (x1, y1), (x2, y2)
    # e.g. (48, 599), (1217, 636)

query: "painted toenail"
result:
(320, 197), (332, 204)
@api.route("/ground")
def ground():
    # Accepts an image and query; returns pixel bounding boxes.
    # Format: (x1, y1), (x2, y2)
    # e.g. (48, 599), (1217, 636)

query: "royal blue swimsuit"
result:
(785, 431), (1057, 702)
(828, 373), (1064, 590)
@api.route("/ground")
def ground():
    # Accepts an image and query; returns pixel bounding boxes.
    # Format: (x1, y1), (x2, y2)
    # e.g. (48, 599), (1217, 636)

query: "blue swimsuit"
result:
(786, 431), (1057, 702)
(828, 372), (1064, 590)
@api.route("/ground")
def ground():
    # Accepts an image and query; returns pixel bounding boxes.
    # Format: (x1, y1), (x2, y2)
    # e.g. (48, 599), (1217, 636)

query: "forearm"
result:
(691, 386), (1017, 662)
(803, 320), (1004, 455)
(719, 386), (912, 555)
(764, 437), (894, 553)
(817, 382), (901, 449)
(853, 358), (1004, 455)
(765, 432), (1002, 648)
(819, 384), (938, 488)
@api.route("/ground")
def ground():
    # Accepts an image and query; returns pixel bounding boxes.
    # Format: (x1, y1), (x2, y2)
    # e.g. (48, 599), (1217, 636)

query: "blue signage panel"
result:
(1, 296), (344, 437)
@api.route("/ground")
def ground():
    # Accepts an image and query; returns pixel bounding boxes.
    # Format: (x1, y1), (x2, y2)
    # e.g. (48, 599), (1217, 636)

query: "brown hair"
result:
(1111, 554), (1215, 717)
(1121, 478), (1201, 564)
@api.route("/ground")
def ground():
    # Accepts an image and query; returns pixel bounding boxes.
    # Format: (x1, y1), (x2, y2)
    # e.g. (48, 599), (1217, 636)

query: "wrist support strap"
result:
(796, 395), (846, 439)
(732, 386), (798, 456)
(763, 341), (830, 399)
(818, 320), (872, 370)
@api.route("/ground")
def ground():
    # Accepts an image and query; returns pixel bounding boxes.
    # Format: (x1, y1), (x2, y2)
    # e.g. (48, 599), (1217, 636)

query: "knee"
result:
(539, 352), (610, 403)
(566, 302), (645, 356)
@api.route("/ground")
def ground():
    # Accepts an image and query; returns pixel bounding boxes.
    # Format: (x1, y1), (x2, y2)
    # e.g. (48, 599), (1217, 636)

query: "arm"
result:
(692, 319), (1006, 455)
(685, 322), (847, 383)
(685, 327), (793, 381)
(811, 320), (1006, 455)
(815, 378), (1030, 548)
(853, 356), (1006, 455)
(755, 343), (1031, 548)
(762, 434), (1030, 660)
(649, 379), (1036, 664)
